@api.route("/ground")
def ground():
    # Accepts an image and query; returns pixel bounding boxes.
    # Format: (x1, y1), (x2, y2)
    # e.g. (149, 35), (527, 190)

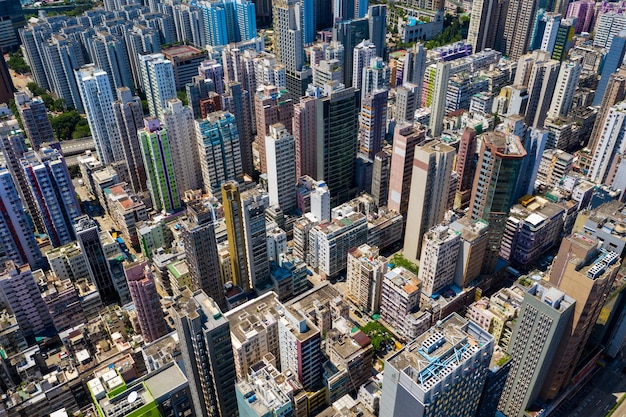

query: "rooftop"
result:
(224, 292), (282, 346)
(162, 44), (205, 59)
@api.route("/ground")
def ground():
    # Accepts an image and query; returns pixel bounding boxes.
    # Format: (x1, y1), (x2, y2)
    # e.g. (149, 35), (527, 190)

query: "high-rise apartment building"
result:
(196, 111), (244, 196)
(0, 168), (43, 270)
(346, 244), (388, 313)
(293, 95), (317, 179)
(352, 40), (377, 91)
(589, 67), (626, 153)
(403, 43), (427, 91)
(125, 262), (168, 343)
(222, 82), (254, 176)
(112, 87), (147, 194)
(0, 262), (55, 344)
(371, 150), (391, 208)
(502, 0), (540, 60)
(181, 201), (226, 309)
(358, 89), (388, 161)
(395, 82), (418, 122)
(469, 131), (526, 274)
(380, 314), (494, 417)
(450, 217), (489, 288)
(467, 0), (507, 53)
(403, 140), (456, 263)
(379, 266), (421, 338)
(163, 98), (202, 194)
(498, 282), (575, 417)
(240, 187), (271, 290)
(429, 61), (451, 137)
(418, 224), (462, 296)
(361, 57), (390, 100)
(588, 101), (626, 186)
(13, 92), (53, 151)
(524, 52), (560, 128)
(140, 53), (177, 120)
(455, 127), (477, 208)
(593, 31), (626, 107)
(255, 86), (294, 173)
(21, 147), (81, 247)
(222, 181), (251, 292)
(547, 61), (581, 120)
(273, 0), (304, 74)
(387, 123), (424, 215)
(139, 118), (180, 213)
(75, 65), (121, 165)
(265, 124), (297, 212)
(172, 290), (237, 417)
(87, 31), (134, 94)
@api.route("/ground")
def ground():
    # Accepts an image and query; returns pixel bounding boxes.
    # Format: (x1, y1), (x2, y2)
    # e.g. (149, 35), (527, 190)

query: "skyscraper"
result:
(0, 262), (54, 344)
(402, 43), (426, 94)
(499, 283), (575, 417)
(317, 85), (360, 206)
(75, 65), (121, 165)
(361, 57), (390, 99)
(181, 201), (226, 309)
(455, 127), (477, 208)
(524, 53), (559, 128)
(140, 53), (177, 120)
(222, 82), (254, 176)
(196, 111), (244, 196)
(0, 53), (14, 107)
(265, 123), (297, 212)
(13, 92), (54, 151)
(372, 150), (391, 207)
(222, 181), (249, 292)
(162, 98), (203, 195)
(112, 87), (147, 194)
(547, 60), (581, 120)
(333, 18), (369, 88)
(86, 31), (134, 94)
(273, 0), (305, 74)
(429, 61), (451, 137)
(125, 262), (168, 343)
(368, 4), (387, 58)
(74, 216), (119, 304)
(0, 168), (43, 270)
(255, 86), (294, 173)
(593, 31), (626, 106)
(139, 118), (180, 213)
(403, 140), (456, 263)
(358, 89), (388, 164)
(293, 95), (317, 179)
(418, 224), (462, 295)
(588, 101), (626, 185)
(240, 187), (271, 290)
(0, 0), (24, 50)
(380, 314), (494, 417)
(395, 82), (418, 122)
(172, 290), (237, 417)
(346, 244), (387, 313)
(353, 39), (377, 91)
(21, 147), (81, 247)
(502, 0), (540, 60)
(387, 123), (424, 215)
(589, 67), (626, 153)
(469, 131), (526, 274)
(467, 0), (507, 53)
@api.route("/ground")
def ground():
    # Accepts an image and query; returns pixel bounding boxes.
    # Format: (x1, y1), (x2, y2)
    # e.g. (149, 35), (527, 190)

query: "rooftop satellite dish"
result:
(128, 391), (138, 404)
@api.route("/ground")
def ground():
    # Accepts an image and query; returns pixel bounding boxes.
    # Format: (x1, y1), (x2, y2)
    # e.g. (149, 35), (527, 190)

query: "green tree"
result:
(360, 322), (394, 352)
(177, 90), (188, 106)
(7, 51), (30, 74)
(390, 253), (419, 275)
(50, 110), (82, 140)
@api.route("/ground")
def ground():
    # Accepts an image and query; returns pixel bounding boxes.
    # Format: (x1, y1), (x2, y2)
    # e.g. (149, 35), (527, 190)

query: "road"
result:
(60, 137), (95, 156)
(550, 355), (626, 417)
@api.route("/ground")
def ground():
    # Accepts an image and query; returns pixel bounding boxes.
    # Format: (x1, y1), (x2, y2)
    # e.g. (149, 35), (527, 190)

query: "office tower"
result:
(0, 118), (44, 234)
(334, 0), (355, 21)
(593, 31), (626, 106)
(76, 65), (121, 165)
(21, 148), (81, 247)
(140, 53), (177, 120)
(196, 111), (244, 196)
(139, 118), (180, 213)
(470, 132), (526, 274)
(455, 127), (477, 208)
(372, 150), (391, 207)
(525, 55), (560, 128)
(181, 201), (226, 308)
(0, 262), (54, 344)
(0, 53), (14, 105)
(361, 57), (390, 99)
(353, 40), (377, 91)
(403, 43), (426, 92)
(13, 92), (53, 151)
(418, 224), (462, 295)
(163, 45), (208, 90)
(86, 31), (134, 94)
(403, 140), (456, 263)
(293, 96), (317, 179)
(566, 0), (595, 33)
(112, 87), (147, 194)
(589, 67), (626, 152)
(395, 82), (418, 122)
(346, 244), (387, 313)
(279, 300), (323, 389)
(273, 0), (304, 74)
(0, 0), (24, 50)
(0, 168), (43, 270)
(429, 61), (451, 137)
(222, 181), (250, 291)
(368, 5), (387, 58)
(387, 123), (424, 215)
(240, 187), (271, 289)
(333, 18), (369, 88)
(588, 101), (626, 185)
(381, 314), (494, 417)
(222, 82), (254, 176)
(547, 61), (581, 120)
(499, 283), (575, 417)
(502, 0), (540, 60)
(255, 86), (294, 173)
(162, 99), (202, 195)
(172, 290), (237, 417)
(541, 235), (620, 399)
(317, 85), (360, 206)
(74, 216), (118, 304)
(468, 0), (507, 53)
(265, 124), (297, 212)
(550, 18), (575, 61)
(125, 262), (168, 343)
(358, 89), (388, 161)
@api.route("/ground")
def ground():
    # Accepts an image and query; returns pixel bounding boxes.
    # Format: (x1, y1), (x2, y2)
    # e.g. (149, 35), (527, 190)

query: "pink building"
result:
(566, 0), (595, 33)
(387, 123), (425, 214)
(294, 96), (318, 179)
(125, 262), (167, 343)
